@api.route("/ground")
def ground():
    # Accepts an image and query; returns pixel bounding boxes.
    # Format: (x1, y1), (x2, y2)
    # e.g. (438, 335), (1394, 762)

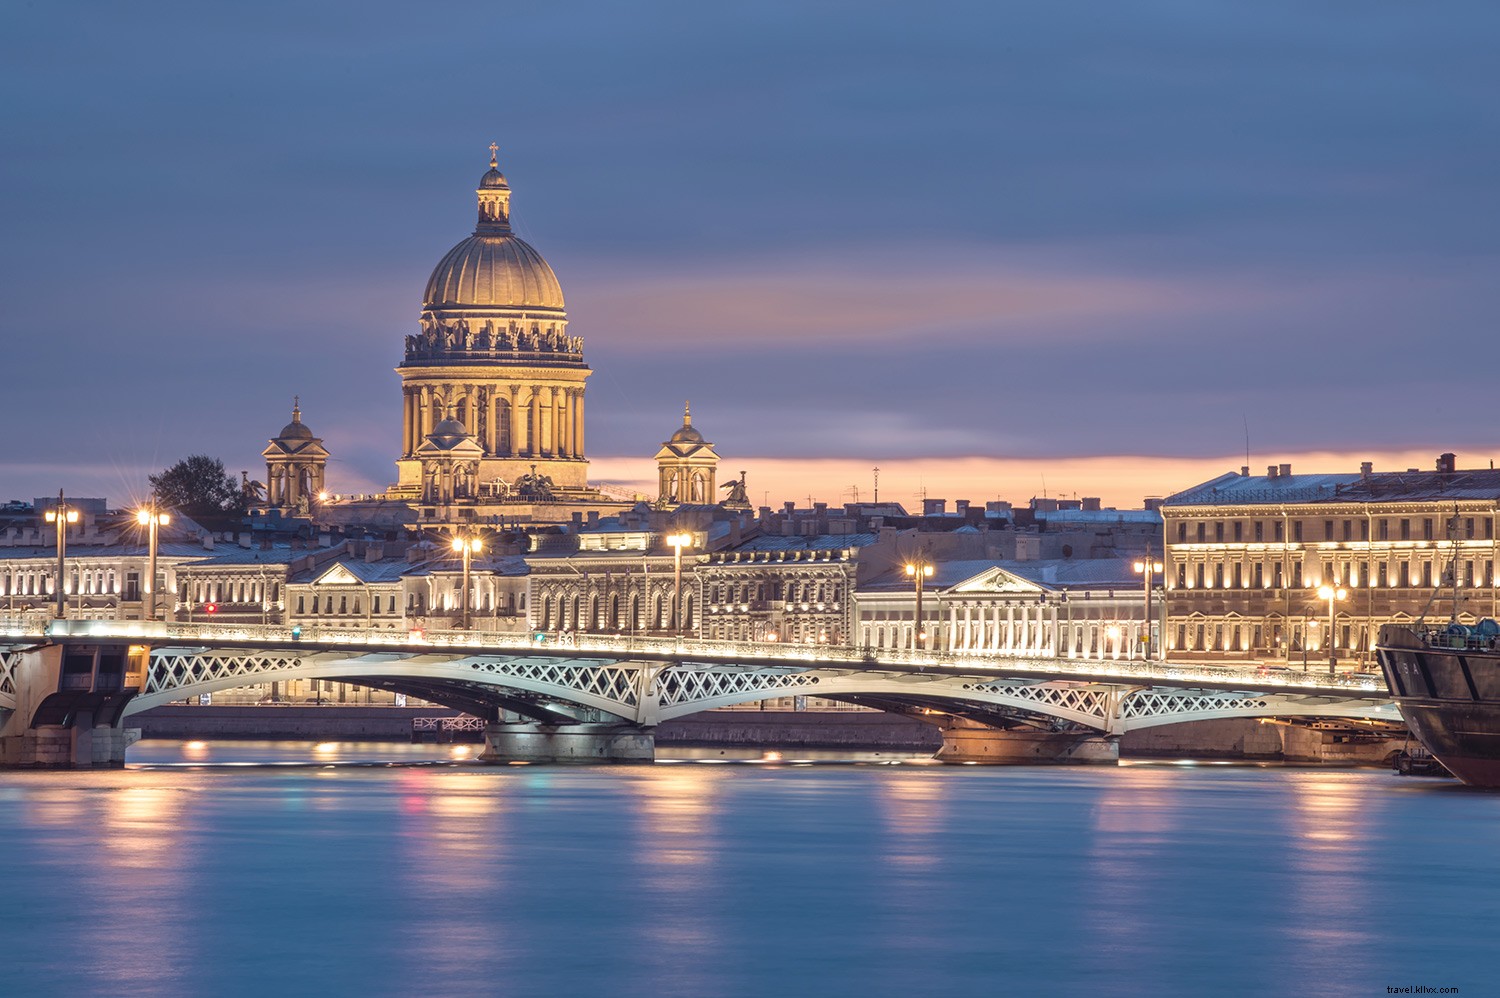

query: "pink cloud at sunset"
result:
(587, 448), (1500, 512)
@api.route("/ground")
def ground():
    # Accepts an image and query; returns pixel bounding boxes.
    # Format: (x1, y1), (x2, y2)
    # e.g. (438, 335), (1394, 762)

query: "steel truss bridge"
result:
(0, 619), (1398, 738)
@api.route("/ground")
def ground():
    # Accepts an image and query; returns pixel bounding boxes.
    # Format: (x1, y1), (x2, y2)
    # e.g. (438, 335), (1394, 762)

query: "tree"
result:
(149, 455), (246, 527)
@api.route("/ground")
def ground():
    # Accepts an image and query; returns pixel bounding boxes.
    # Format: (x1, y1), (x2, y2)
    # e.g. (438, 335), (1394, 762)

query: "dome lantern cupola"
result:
(476, 142), (512, 234)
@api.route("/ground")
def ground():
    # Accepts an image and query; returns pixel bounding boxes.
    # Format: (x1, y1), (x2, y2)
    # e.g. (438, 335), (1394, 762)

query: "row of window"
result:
(1175, 515), (1495, 545)
(1172, 621), (1368, 654)
(1174, 559), (1495, 591)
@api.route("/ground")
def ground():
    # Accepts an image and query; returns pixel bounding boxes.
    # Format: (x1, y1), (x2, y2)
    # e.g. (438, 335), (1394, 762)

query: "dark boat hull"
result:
(1377, 624), (1500, 788)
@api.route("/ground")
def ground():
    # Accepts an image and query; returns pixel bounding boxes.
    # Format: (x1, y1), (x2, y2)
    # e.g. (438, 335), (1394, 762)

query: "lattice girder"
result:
(0, 650), (21, 710)
(127, 648), (648, 721)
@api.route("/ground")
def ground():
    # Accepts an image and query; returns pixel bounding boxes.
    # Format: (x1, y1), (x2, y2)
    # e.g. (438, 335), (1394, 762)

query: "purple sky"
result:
(3, 2), (1498, 508)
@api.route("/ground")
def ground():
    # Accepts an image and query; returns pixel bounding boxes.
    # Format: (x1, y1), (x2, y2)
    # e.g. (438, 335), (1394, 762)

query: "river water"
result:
(0, 742), (1493, 997)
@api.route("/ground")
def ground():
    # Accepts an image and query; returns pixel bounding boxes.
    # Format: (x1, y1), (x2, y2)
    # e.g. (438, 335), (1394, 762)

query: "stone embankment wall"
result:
(133, 705), (467, 740)
(132, 707), (1405, 766)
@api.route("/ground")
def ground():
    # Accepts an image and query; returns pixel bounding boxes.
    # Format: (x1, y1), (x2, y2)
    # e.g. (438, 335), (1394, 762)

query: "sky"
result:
(3, 1), (1498, 511)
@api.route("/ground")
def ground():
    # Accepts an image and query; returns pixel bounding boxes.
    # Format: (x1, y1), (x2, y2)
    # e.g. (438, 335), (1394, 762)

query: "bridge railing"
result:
(28, 617), (1385, 695)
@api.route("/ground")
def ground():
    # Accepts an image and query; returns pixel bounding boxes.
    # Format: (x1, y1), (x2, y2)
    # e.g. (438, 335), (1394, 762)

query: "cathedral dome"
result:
(423, 147), (565, 312)
(424, 235), (565, 311)
(667, 402), (706, 446)
(276, 400), (314, 441)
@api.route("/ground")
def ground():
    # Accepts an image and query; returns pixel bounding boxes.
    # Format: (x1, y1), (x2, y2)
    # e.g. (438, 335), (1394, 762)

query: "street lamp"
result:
(904, 557), (935, 649)
(451, 535), (483, 629)
(1133, 557), (1163, 660)
(1316, 583), (1348, 676)
(43, 489), (78, 619)
(667, 532), (692, 637)
(136, 502), (171, 621)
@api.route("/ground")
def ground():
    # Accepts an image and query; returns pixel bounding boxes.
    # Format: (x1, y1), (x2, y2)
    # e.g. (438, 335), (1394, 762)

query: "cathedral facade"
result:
(390, 148), (605, 521)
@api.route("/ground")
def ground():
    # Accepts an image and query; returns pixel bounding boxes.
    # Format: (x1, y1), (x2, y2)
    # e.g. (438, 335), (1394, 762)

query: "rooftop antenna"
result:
(1244, 415), (1251, 471)
(873, 467), (880, 504)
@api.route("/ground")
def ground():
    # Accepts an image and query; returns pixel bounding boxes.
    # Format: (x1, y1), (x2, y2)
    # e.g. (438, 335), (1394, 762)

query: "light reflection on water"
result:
(0, 742), (1494, 998)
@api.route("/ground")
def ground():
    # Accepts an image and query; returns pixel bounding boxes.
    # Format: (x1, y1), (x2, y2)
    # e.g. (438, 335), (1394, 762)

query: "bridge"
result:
(0, 618), (1400, 767)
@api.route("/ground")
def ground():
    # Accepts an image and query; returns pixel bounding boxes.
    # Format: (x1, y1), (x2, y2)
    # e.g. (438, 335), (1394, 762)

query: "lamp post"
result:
(667, 532), (692, 637)
(904, 557), (934, 650)
(136, 502), (171, 621)
(44, 489), (79, 619)
(451, 535), (482, 629)
(1316, 583), (1348, 676)
(1133, 556), (1163, 660)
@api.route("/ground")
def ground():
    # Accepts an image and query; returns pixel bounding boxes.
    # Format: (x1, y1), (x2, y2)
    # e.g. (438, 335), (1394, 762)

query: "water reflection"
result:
(0, 745), (1487, 996)
(1084, 768), (1183, 970)
(628, 767), (724, 990)
(1281, 772), (1376, 971)
(873, 770), (945, 869)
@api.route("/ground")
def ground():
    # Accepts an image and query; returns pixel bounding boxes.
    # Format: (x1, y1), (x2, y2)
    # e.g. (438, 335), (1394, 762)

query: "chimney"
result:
(1438, 452), (1457, 475)
(783, 501), (796, 515)
(1240, 466), (1250, 477)
(1360, 461), (1373, 478)
(238, 532), (252, 549)
(923, 499), (946, 515)
(571, 511), (583, 528)
(587, 510), (599, 528)
(365, 540), (385, 562)
(319, 532), (332, 548)
(954, 499), (970, 516)
(201, 533), (215, 551)
(1279, 463), (1292, 478)
(1081, 497), (1101, 511)
(1267, 465), (1279, 479)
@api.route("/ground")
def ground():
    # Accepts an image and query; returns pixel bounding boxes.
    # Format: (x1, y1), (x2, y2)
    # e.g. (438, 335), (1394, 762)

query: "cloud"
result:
(565, 244), (1257, 348)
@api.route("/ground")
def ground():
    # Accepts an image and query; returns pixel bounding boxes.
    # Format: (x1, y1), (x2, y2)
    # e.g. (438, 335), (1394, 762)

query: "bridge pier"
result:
(0, 641), (144, 769)
(481, 721), (655, 763)
(935, 719), (1118, 765)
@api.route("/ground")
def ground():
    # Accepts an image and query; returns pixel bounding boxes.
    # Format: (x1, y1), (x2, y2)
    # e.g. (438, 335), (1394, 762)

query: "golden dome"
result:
(424, 235), (565, 311)
(422, 148), (565, 312)
(668, 402), (706, 445)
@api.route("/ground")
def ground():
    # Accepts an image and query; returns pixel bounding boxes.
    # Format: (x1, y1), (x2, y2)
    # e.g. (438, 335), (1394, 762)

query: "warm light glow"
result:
(904, 562), (934, 577)
(317, 491), (329, 502)
(137, 510), (150, 525)
(667, 532), (692, 549)
(451, 536), (482, 553)
(1316, 585), (1348, 601)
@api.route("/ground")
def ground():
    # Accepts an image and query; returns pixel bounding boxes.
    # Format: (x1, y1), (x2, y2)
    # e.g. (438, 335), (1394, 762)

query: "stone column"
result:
(575, 391), (585, 458)
(534, 390), (546, 456)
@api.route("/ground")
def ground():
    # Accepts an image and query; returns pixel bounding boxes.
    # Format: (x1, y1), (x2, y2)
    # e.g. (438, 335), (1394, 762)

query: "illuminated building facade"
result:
(1161, 457), (1500, 666)
(388, 149), (625, 524)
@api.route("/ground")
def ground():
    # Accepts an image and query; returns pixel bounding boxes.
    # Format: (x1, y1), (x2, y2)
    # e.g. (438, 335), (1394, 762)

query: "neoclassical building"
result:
(1161, 458), (1500, 667)
(390, 148), (613, 520)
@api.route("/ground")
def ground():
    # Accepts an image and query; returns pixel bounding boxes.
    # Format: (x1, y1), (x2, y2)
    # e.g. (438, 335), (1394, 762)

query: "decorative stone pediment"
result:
(947, 567), (1047, 596)
(313, 564), (362, 587)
